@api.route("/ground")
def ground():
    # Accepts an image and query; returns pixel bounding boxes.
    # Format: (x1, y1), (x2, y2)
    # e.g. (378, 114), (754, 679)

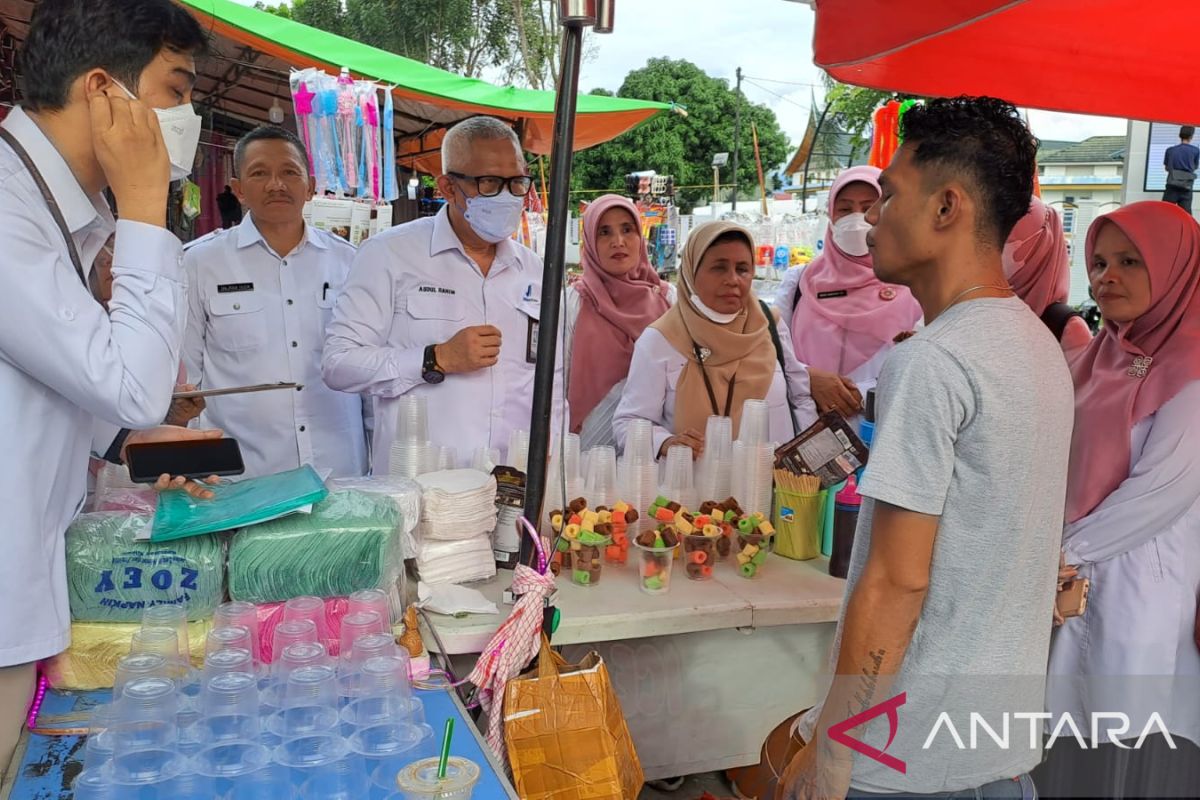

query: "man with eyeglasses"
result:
(323, 116), (566, 480)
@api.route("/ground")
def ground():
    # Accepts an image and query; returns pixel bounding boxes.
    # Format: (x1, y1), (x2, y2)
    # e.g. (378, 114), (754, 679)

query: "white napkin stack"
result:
(413, 469), (498, 585)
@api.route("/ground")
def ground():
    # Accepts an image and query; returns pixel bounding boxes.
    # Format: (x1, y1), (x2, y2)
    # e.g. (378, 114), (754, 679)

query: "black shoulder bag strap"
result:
(1040, 302), (1083, 343)
(761, 300), (800, 438)
(0, 127), (93, 293)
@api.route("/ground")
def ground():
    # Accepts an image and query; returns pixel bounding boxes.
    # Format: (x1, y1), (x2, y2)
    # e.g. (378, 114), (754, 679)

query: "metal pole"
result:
(519, 17), (586, 568)
(712, 165), (719, 217)
(801, 101), (831, 214)
(732, 66), (742, 210)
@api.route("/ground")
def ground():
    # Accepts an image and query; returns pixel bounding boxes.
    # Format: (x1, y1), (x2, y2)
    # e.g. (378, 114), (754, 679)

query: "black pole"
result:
(731, 66), (742, 210)
(519, 20), (585, 568)
(800, 101), (832, 214)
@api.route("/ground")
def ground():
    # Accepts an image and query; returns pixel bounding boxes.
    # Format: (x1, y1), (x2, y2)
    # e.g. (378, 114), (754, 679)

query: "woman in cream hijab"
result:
(613, 221), (817, 458)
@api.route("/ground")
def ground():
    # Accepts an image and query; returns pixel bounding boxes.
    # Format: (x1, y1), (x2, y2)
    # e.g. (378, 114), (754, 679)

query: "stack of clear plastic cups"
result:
(202, 649), (254, 683)
(470, 446), (500, 474)
(348, 590), (393, 631)
(696, 415), (734, 504)
(283, 596), (329, 641)
(390, 396), (431, 478)
(583, 446), (618, 509)
(108, 676), (184, 795)
(114, 653), (169, 699)
(734, 399), (775, 518)
(272, 732), (356, 791)
(545, 432), (584, 519)
(618, 419), (659, 537)
(224, 762), (292, 800)
(352, 720), (436, 797)
(505, 428), (530, 474)
(213, 600), (262, 663)
(74, 704), (118, 799)
(130, 626), (186, 680)
(338, 611), (383, 662)
(196, 671), (260, 744)
(659, 444), (697, 512)
(166, 769), (220, 800)
(264, 642), (332, 742)
(142, 605), (190, 666)
(269, 619), (319, 666)
(299, 748), (371, 799)
(341, 632), (399, 700)
(270, 663), (340, 742)
(341, 654), (423, 733)
(739, 399), (770, 448)
(205, 626), (253, 660)
(435, 445), (457, 471)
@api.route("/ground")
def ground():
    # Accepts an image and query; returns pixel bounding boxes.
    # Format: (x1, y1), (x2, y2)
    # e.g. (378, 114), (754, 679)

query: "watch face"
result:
(423, 369), (445, 385)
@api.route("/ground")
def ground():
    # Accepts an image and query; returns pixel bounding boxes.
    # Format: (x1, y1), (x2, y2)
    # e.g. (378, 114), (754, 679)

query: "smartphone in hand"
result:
(125, 438), (245, 483)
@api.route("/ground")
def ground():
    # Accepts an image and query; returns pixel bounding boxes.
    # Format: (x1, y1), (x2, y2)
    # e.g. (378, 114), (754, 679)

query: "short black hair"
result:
(19, 0), (207, 112)
(233, 126), (310, 177)
(1181, 126), (1195, 140)
(900, 96), (1038, 248)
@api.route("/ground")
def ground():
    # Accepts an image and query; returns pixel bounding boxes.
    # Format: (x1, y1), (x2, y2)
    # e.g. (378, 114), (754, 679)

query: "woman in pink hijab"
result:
(565, 194), (673, 449)
(1042, 202), (1200, 797)
(776, 166), (922, 419)
(1002, 196), (1092, 357)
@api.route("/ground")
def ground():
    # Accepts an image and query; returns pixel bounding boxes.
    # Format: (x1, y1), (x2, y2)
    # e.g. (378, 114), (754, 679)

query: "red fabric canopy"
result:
(813, 0), (1200, 124)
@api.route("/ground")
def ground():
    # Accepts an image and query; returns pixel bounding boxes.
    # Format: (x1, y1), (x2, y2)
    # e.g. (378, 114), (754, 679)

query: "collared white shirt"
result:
(613, 318), (818, 456)
(184, 215), (367, 479)
(323, 207), (565, 472)
(0, 107), (184, 666)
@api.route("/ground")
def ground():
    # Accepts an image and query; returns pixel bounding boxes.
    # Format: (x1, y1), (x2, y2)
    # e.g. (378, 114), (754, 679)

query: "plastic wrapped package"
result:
(152, 465), (329, 541)
(227, 490), (403, 604)
(45, 619), (210, 690)
(94, 487), (157, 514)
(66, 513), (225, 623)
(415, 536), (496, 586)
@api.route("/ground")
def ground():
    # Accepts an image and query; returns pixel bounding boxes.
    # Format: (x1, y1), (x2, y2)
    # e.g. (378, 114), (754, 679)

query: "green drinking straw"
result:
(437, 718), (455, 780)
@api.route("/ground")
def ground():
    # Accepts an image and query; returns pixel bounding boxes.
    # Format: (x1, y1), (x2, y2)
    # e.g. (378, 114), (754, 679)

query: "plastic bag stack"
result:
(413, 470), (498, 585)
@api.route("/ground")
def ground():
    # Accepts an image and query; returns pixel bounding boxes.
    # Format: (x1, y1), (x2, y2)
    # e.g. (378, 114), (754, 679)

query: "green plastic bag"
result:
(151, 465), (329, 542)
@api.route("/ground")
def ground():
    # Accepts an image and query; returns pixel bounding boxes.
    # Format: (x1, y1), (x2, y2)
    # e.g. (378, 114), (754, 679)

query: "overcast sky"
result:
(231, 0), (1128, 147)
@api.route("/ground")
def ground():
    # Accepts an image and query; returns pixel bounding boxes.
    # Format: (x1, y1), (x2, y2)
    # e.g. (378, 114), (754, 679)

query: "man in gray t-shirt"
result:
(780, 97), (1075, 799)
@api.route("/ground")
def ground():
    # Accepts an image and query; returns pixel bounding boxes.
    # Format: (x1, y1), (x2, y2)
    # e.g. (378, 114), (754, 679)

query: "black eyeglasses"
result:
(448, 171), (533, 197)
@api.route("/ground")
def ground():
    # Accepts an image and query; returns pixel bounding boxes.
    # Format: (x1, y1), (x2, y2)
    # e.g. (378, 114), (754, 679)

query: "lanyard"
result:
(692, 341), (737, 418)
(0, 127), (94, 294)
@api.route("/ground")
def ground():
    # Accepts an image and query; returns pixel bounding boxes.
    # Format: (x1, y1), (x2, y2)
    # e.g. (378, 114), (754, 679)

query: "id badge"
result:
(526, 316), (539, 364)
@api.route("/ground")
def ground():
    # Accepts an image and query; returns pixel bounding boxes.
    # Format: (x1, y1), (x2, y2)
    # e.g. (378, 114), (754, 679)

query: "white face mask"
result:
(689, 292), (741, 324)
(832, 212), (872, 257)
(462, 191), (525, 244)
(113, 80), (201, 182)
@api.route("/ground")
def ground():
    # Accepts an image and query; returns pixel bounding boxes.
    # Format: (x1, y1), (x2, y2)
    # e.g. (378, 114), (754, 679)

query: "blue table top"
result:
(8, 687), (513, 799)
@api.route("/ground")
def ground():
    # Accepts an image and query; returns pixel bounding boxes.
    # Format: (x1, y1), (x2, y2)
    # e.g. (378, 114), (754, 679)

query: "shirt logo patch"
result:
(217, 283), (254, 293)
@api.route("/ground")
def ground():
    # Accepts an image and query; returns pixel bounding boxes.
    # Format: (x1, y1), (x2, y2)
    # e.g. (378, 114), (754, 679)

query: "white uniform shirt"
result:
(183, 216), (367, 479)
(1048, 379), (1200, 745)
(613, 318), (818, 456)
(0, 108), (185, 665)
(322, 207), (565, 472)
(563, 281), (677, 451)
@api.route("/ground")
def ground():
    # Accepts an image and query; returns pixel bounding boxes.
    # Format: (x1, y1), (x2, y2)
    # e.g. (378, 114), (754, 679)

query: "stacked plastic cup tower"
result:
(659, 444), (697, 513)
(543, 432), (584, 523)
(73, 594), (433, 800)
(390, 396), (434, 479)
(732, 399), (775, 519)
(695, 415), (733, 503)
(618, 419), (659, 537)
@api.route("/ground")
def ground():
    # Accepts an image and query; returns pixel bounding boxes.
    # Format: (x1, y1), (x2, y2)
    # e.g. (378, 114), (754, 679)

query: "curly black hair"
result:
(900, 96), (1038, 248)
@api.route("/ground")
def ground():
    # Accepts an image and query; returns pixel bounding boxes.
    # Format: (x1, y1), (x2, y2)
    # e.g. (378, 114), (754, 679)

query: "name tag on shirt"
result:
(526, 316), (539, 364)
(218, 283), (254, 294)
(817, 290), (848, 300)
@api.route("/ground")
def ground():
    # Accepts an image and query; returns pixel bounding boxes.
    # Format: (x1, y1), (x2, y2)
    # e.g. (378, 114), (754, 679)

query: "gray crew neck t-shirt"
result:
(803, 296), (1075, 794)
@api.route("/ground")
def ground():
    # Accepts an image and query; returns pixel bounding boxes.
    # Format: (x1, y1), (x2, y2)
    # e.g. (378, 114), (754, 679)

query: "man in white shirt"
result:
(323, 116), (565, 474)
(0, 0), (214, 772)
(184, 126), (368, 479)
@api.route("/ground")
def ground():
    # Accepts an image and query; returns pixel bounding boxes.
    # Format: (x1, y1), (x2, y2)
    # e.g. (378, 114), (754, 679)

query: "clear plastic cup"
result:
(350, 722), (428, 791)
(697, 415), (734, 502)
(339, 611), (384, 661)
(72, 768), (116, 800)
(583, 446), (618, 508)
(142, 605), (190, 664)
(299, 752), (370, 799)
(277, 641), (331, 678)
(129, 626), (184, 676)
(168, 769), (219, 800)
(226, 762), (291, 800)
(108, 747), (185, 786)
(395, 396), (429, 443)
(660, 444), (697, 511)
(270, 619), (319, 665)
(272, 734), (351, 786)
(195, 740), (271, 786)
(283, 596), (327, 637)
(202, 648), (254, 683)
(505, 429), (530, 473)
(436, 446), (457, 471)
(213, 600), (261, 661)
(348, 589), (393, 630)
(267, 704), (340, 739)
(198, 671), (260, 742)
(205, 625), (253, 658)
(358, 655), (413, 700)
(682, 533), (718, 581)
(470, 446), (500, 474)
(114, 653), (168, 699)
(112, 676), (178, 752)
(366, 724), (436, 793)
(395, 755), (481, 800)
(635, 541), (676, 595)
(285, 664), (338, 709)
(349, 633), (399, 670)
(340, 694), (424, 729)
(82, 704), (117, 771)
(738, 398), (770, 446)
(622, 418), (656, 466)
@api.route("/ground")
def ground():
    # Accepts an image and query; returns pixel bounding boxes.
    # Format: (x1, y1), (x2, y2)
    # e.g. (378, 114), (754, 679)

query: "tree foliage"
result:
(570, 59), (790, 213)
(253, 0), (561, 86)
(820, 75), (924, 163)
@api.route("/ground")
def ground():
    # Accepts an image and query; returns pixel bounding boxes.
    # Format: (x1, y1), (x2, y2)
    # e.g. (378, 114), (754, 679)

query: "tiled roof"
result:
(1040, 136), (1126, 163)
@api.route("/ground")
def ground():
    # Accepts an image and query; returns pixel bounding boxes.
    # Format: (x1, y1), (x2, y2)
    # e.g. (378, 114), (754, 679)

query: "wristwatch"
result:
(422, 344), (445, 384)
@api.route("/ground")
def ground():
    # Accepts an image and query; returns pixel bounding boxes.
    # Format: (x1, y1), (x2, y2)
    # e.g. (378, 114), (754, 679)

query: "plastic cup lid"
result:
(395, 756), (480, 793)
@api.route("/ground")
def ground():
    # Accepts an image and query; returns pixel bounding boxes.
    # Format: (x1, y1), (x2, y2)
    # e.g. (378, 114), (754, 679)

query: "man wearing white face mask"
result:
(323, 116), (566, 472)
(0, 0), (213, 773)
